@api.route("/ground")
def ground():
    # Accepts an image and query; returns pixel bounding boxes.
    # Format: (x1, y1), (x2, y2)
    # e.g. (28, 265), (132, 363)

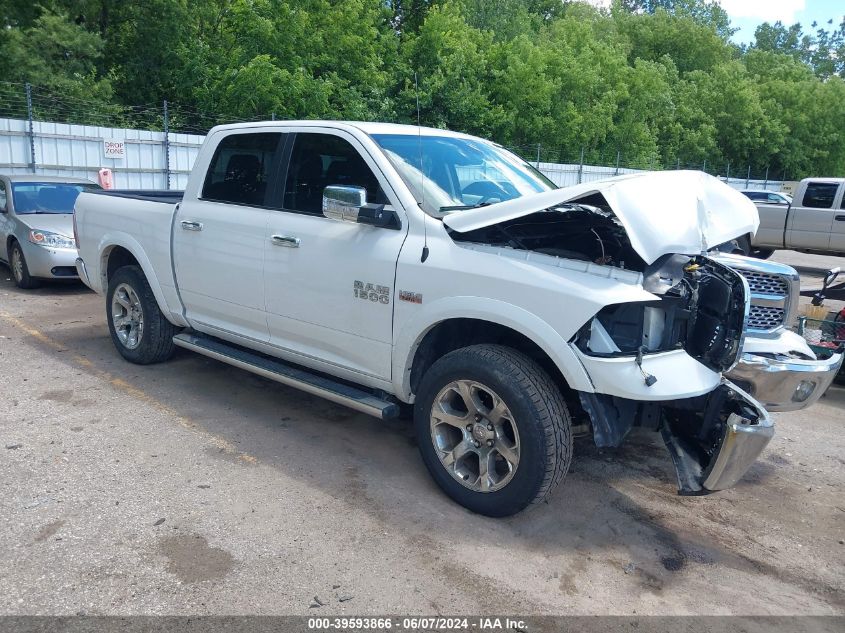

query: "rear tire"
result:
(414, 344), (572, 517)
(107, 265), (177, 364)
(9, 241), (40, 289)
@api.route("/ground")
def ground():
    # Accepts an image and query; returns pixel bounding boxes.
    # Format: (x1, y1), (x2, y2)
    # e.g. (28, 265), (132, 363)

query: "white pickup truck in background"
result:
(748, 177), (845, 257)
(73, 121), (843, 516)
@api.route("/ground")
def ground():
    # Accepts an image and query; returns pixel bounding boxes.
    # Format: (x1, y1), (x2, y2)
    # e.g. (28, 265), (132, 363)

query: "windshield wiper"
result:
(438, 201), (494, 212)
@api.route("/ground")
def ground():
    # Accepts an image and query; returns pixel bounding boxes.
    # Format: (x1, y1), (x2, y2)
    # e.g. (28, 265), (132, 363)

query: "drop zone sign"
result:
(103, 139), (126, 159)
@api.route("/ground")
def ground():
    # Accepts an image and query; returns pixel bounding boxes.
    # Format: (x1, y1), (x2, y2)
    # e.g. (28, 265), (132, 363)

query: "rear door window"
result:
(202, 132), (284, 207)
(801, 182), (839, 208)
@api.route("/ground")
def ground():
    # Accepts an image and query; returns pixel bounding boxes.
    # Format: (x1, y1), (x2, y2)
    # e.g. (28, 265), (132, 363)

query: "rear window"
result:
(201, 132), (284, 207)
(12, 182), (99, 214)
(801, 182), (839, 208)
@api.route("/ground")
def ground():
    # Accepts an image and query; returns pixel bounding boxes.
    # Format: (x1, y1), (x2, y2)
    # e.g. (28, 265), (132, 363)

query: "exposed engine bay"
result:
(574, 254), (748, 374)
(449, 199), (645, 272)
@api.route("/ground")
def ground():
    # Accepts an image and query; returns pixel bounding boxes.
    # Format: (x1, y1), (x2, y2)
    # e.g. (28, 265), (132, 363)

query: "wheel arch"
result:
(6, 233), (21, 257)
(394, 299), (594, 403)
(97, 236), (184, 327)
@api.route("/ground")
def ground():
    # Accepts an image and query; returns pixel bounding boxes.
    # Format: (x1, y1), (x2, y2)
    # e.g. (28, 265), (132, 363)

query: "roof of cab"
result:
(206, 120), (480, 140)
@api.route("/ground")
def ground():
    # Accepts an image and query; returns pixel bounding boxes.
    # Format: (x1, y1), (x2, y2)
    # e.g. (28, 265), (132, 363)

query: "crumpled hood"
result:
(442, 171), (759, 265)
(17, 213), (74, 238)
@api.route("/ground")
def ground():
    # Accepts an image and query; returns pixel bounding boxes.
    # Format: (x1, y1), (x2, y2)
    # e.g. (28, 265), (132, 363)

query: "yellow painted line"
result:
(0, 311), (259, 465)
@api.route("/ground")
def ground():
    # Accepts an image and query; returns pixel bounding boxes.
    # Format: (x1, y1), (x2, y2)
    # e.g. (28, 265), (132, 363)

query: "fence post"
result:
(676, 157), (680, 170)
(614, 150), (620, 176)
(745, 165), (751, 189)
(763, 166), (769, 190)
(577, 146), (584, 184)
(702, 159), (706, 173)
(163, 100), (171, 190)
(25, 82), (36, 173)
(536, 143), (541, 169)
(726, 162), (730, 182)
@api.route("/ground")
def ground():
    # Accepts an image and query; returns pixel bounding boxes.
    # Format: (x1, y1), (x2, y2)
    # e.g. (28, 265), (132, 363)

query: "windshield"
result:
(371, 134), (556, 217)
(12, 182), (99, 214)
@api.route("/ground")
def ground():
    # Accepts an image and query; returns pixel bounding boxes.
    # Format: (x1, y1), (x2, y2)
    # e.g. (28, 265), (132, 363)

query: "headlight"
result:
(28, 229), (75, 249)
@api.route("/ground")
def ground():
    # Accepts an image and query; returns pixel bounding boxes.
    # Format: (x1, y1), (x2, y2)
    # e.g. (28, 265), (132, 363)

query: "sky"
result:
(583, 1), (845, 43)
(722, 0), (845, 44)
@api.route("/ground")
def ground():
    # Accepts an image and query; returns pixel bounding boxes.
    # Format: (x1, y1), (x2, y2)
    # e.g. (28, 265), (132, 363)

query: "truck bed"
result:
(74, 188), (184, 310)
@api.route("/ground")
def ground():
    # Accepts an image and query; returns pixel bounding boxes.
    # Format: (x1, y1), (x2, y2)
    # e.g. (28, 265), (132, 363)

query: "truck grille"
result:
(747, 305), (785, 331)
(741, 270), (790, 297)
(743, 270), (789, 332)
(711, 255), (798, 335)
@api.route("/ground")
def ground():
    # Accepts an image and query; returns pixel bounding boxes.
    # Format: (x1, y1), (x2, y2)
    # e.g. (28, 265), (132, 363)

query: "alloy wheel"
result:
(429, 380), (521, 492)
(111, 283), (145, 350)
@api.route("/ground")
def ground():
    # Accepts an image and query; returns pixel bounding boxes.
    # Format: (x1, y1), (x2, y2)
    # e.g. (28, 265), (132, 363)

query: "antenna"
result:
(415, 72), (429, 263)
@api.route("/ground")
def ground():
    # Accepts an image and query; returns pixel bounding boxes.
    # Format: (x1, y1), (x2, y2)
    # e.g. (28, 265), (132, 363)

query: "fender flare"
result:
(391, 296), (595, 401)
(97, 233), (187, 327)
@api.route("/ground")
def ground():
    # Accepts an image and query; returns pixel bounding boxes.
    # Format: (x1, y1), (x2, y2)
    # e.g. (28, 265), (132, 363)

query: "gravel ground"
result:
(0, 252), (843, 616)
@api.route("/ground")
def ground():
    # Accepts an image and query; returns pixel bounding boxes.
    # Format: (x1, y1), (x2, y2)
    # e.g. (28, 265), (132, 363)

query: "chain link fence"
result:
(0, 80), (787, 192)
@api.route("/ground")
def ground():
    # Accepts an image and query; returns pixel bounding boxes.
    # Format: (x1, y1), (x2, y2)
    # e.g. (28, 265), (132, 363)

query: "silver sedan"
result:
(0, 174), (100, 289)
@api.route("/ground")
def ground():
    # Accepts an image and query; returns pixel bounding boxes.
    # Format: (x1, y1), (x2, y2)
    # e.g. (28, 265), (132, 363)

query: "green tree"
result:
(0, 9), (114, 119)
(397, 2), (503, 135)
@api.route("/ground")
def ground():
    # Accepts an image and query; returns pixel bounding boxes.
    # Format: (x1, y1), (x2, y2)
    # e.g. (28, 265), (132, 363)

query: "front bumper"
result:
(726, 330), (843, 412)
(20, 239), (78, 279)
(702, 407), (774, 491)
(662, 381), (773, 494)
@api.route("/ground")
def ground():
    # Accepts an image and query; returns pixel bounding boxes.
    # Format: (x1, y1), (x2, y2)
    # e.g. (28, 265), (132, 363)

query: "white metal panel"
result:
(0, 116), (787, 193)
(0, 116), (204, 189)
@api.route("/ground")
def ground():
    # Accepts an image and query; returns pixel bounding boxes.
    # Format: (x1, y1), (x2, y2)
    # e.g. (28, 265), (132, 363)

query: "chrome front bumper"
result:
(702, 405), (774, 491)
(727, 329), (843, 412)
(662, 381), (774, 494)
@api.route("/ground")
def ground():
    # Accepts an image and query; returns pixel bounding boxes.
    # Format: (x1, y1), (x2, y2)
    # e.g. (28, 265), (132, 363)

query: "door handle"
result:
(271, 234), (301, 248)
(180, 220), (203, 231)
(835, 215), (845, 221)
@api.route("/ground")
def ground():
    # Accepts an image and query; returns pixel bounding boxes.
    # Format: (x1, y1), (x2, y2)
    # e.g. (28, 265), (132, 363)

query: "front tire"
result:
(414, 344), (572, 517)
(107, 265), (177, 364)
(9, 241), (40, 289)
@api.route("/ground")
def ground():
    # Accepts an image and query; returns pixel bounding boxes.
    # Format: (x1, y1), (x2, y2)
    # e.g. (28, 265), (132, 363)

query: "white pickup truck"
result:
(750, 177), (845, 257)
(73, 122), (843, 516)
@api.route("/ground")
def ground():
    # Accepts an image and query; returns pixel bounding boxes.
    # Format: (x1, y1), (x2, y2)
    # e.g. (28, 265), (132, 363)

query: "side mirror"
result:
(323, 185), (366, 223)
(322, 185), (400, 230)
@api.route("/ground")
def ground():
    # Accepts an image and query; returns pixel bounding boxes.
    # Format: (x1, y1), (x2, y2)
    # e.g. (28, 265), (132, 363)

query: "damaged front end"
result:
(569, 254), (774, 495)
(444, 178), (774, 494)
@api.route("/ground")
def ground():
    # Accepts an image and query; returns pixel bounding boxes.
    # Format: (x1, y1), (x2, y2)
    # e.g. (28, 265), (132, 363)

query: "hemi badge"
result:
(399, 290), (423, 304)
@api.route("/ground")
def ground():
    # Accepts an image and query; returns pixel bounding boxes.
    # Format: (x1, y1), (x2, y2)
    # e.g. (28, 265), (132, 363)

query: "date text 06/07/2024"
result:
(307, 617), (528, 631)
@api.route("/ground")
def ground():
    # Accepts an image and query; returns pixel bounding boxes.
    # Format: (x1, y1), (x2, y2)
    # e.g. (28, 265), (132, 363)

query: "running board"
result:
(172, 332), (399, 419)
